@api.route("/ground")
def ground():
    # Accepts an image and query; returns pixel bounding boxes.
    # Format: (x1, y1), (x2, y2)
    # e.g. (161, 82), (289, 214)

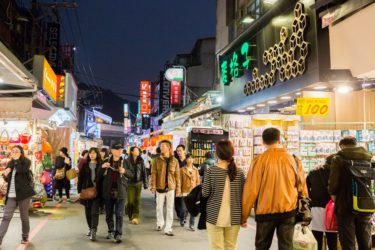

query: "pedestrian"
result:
(199, 152), (215, 183)
(125, 146), (148, 225)
(0, 145), (35, 245)
(242, 128), (308, 250)
(98, 147), (110, 214)
(54, 147), (72, 203)
(77, 150), (89, 172)
(175, 144), (187, 226)
(77, 147), (102, 241)
(151, 140), (181, 236)
(180, 153), (200, 231)
(99, 144), (134, 243)
(202, 140), (245, 250)
(307, 155), (338, 250)
(328, 136), (374, 250)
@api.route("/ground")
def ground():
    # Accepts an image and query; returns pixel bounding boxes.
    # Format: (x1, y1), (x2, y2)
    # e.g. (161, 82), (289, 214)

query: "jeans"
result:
(255, 216), (295, 250)
(336, 214), (372, 250)
(126, 183), (142, 220)
(175, 197), (184, 221)
(84, 198), (100, 230)
(105, 198), (125, 236)
(312, 231), (338, 250)
(156, 190), (175, 233)
(206, 222), (240, 250)
(0, 198), (31, 243)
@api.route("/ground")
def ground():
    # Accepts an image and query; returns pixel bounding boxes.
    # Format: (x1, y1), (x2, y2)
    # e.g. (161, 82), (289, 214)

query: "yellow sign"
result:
(296, 98), (330, 116)
(43, 59), (57, 102)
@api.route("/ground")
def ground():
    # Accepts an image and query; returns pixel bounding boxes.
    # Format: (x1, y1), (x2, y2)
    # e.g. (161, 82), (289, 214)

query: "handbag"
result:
(55, 167), (65, 180)
(9, 129), (20, 144)
(20, 128), (32, 144)
(324, 200), (337, 231)
(32, 182), (46, 200)
(41, 171), (52, 185)
(66, 168), (78, 180)
(0, 129), (9, 145)
(293, 156), (312, 225)
(42, 155), (52, 169)
(80, 186), (97, 200)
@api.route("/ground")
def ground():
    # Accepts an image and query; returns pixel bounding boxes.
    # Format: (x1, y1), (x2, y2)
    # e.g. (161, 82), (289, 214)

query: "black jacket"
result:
(78, 161), (102, 204)
(5, 158), (35, 202)
(125, 157), (148, 188)
(328, 147), (373, 215)
(183, 185), (207, 230)
(98, 156), (134, 200)
(307, 166), (331, 208)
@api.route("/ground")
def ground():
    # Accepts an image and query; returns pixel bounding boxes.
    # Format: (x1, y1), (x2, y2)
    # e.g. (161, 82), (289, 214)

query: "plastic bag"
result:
(32, 182), (47, 200)
(293, 224), (318, 250)
(325, 200), (337, 231)
(41, 171), (52, 185)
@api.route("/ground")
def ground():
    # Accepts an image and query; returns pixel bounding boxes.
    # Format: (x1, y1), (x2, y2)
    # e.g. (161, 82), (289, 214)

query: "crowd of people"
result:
(0, 127), (374, 250)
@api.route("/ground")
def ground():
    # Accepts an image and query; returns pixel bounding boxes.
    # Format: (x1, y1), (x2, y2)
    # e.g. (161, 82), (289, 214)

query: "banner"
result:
(296, 98), (330, 116)
(170, 81), (181, 107)
(140, 81), (151, 114)
(42, 58), (57, 102)
(46, 23), (60, 72)
(159, 74), (170, 114)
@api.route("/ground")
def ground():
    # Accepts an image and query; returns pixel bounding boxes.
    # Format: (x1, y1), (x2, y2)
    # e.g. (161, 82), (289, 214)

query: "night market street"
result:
(0, 192), (277, 250)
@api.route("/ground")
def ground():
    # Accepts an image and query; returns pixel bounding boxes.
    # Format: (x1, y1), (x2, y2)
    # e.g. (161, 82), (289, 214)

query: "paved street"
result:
(0, 191), (277, 250)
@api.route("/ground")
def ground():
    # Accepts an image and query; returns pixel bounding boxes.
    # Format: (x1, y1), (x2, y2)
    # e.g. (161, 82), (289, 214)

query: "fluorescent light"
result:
(267, 100), (278, 104)
(216, 96), (223, 103)
(264, 0), (278, 4)
(295, 92), (302, 96)
(313, 86), (327, 90)
(280, 96), (291, 100)
(246, 107), (255, 110)
(335, 86), (353, 94)
(257, 104), (266, 107)
(238, 109), (246, 113)
(241, 16), (255, 24)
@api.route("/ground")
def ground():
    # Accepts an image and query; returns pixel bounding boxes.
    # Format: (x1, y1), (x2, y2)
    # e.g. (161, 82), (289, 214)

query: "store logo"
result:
(244, 2), (309, 96)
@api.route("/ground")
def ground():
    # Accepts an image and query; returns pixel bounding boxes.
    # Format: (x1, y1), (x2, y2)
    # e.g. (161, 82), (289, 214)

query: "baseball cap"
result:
(111, 144), (123, 150)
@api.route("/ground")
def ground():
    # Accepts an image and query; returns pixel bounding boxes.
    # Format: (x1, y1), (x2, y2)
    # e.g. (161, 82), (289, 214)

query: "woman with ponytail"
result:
(202, 140), (245, 250)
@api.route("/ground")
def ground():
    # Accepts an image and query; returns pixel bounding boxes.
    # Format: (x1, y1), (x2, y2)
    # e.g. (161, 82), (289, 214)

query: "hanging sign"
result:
(140, 81), (151, 114)
(165, 68), (184, 81)
(170, 81), (181, 107)
(296, 98), (330, 116)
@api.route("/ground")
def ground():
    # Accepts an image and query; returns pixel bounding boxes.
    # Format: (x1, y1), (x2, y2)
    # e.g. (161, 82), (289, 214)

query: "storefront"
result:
(217, 1), (375, 174)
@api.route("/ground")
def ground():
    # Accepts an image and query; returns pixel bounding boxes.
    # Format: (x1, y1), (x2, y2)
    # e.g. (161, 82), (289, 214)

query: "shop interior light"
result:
(335, 85), (353, 94)
(257, 103), (266, 107)
(238, 109), (246, 113)
(280, 96), (292, 100)
(362, 83), (372, 88)
(313, 86), (327, 90)
(246, 106), (255, 110)
(295, 92), (302, 96)
(217, 96), (223, 103)
(241, 15), (255, 24)
(267, 100), (278, 104)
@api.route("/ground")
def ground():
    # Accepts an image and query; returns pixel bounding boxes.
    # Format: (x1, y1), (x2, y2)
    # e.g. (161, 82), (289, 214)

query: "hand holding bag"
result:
(324, 200), (337, 231)
(293, 224), (318, 250)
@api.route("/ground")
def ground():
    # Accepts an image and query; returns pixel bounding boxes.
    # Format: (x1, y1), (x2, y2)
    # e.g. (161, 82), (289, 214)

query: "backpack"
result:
(344, 159), (375, 213)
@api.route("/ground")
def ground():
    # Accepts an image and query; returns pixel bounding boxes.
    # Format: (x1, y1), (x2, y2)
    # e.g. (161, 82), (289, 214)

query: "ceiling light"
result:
(313, 86), (327, 90)
(295, 92), (302, 96)
(216, 96), (223, 103)
(0, 78), (3, 83)
(267, 100), (277, 104)
(241, 16), (255, 24)
(264, 0), (278, 4)
(256, 104), (266, 107)
(238, 109), (246, 113)
(280, 96), (291, 100)
(246, 107), (255, 110)
(335, 86), (353, 94)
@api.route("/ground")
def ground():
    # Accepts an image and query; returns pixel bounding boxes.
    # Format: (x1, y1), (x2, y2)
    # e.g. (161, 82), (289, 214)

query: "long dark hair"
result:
(129, 146), (142, 163)
(11, 145), (27, 164)
(100, 147), (109, 160)
(86, 147), (101, 165)
(216, 140), (237, 182)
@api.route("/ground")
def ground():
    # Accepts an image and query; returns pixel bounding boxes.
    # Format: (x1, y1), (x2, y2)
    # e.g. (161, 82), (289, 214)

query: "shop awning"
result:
(0, 41), (37, 91)
(0, 97), (32, 119)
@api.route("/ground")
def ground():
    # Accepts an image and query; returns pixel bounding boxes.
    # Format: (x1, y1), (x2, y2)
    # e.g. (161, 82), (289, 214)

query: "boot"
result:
(90, 229), (97, 241)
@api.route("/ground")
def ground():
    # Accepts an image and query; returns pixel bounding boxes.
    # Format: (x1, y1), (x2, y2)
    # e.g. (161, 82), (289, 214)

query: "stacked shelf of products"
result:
(190, 140), (215, 166)
(227, 119), (253, 175)
(286, 129), (300, 156)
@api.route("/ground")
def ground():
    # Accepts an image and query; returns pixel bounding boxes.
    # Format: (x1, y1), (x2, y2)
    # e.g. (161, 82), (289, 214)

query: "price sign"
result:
(296, 98), (330, 116)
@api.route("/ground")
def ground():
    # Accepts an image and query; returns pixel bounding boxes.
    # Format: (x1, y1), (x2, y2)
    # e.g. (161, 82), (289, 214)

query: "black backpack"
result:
(343, 159), (375, 213)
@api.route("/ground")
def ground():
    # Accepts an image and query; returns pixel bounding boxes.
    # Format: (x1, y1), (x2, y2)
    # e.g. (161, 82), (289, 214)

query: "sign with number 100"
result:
(296, 98), (330, 116)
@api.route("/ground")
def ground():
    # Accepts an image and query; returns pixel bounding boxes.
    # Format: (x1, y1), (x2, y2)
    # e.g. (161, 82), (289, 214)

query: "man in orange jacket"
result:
(242, 128), (308, 250)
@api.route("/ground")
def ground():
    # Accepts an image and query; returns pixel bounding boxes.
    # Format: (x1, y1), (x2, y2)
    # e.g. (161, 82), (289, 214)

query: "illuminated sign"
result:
(170, 81), (181, 107)
(56, 75), (65, 106)
(42, 58), (58, 102)
(165, 68), (184, 81)
(124, 103), (129, 118)
(140, 81), (151, 114)
(124, 118), (131, 135)
(296, 98), (330, 116)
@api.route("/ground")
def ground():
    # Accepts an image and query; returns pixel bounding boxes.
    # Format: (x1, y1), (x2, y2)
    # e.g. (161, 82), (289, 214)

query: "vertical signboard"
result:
(170, 80), (181, 107)
(124, 103), (131, 135)
(142, 114), (150, 130)
(159, 72), (170, 114)
(65, 73), (78, 118)
(140, 81), (151, 114)
(46, 23), (60, 72)
(42, 58), (58, 102)
(56, 75), (65, 107)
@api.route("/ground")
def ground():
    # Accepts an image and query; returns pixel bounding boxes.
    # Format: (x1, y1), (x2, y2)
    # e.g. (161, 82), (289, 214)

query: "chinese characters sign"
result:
(140, 81), (151, 114)
(170, 81), (181, 107)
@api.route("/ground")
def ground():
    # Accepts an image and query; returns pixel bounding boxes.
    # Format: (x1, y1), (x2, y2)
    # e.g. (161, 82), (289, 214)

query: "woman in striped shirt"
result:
(202, 140), (245, 250)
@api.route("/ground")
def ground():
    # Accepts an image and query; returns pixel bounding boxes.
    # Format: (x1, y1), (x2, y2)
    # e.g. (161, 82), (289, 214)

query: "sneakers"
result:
(86, 229), (91, 236)
(189, 225), (195, 231)
(90, 230), (96, 241)
(179, 218), (185, 227)
(21, 238), (29, 244)
(165, 231), (174, 236)
(155, 226), (163, 231)
(106, 232), (114, 240)
(114, 235), (122, 243)
(57, 198), (63, 204)
(131, 218), (139, 225)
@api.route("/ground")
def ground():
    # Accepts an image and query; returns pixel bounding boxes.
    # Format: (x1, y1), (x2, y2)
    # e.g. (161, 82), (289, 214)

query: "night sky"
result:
(59, 0), (216, 101)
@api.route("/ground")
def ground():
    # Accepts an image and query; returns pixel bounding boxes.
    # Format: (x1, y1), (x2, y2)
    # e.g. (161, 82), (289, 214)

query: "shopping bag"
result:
(324, 200), (337, 231)
(293, 224), (318, 250)
(32, 182), (46, 200)
(66, 168), (78, 180)
(41, 171), (51, 185)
